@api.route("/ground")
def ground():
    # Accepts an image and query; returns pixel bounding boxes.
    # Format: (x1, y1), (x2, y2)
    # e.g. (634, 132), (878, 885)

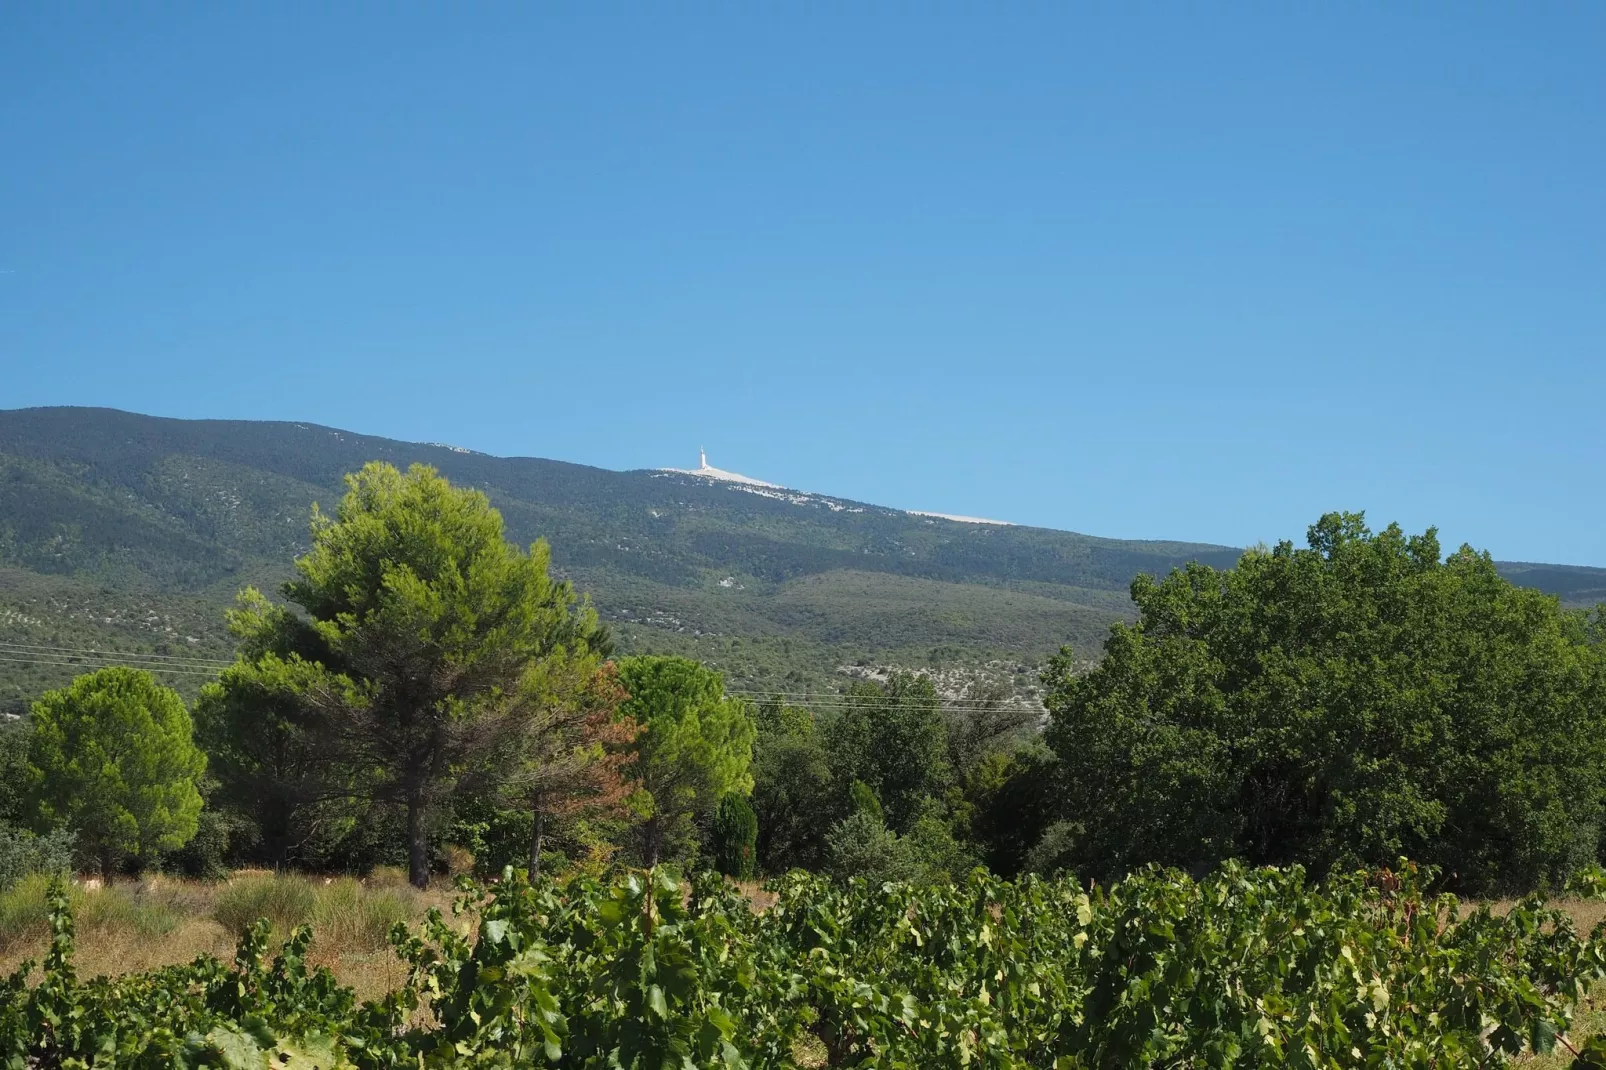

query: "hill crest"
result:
(1, 406), (1601, 705)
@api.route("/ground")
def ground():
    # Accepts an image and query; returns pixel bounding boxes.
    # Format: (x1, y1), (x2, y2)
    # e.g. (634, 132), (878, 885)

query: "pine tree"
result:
(27, 668), (206, 879)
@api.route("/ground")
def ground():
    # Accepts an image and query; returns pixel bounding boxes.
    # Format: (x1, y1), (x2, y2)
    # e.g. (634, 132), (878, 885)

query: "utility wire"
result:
(726, 686), (1036, 698)
(723, 696), (1043, 714)
(0, 641), (233, 667)
(724, 690), (1033, 709)
(0, 644), (1034, 699)
(0, 649), (227, 671)
(0, 654), (221, 677)
(725, 701), (1039, 714)
(0, 653), (217, 670)
(725, 687), (1037, 697)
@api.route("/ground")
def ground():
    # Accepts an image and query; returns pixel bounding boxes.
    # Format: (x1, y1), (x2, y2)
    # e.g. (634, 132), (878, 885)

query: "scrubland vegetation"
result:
(2, 456), (1606, 1065)
(0, 869), (442, 1005)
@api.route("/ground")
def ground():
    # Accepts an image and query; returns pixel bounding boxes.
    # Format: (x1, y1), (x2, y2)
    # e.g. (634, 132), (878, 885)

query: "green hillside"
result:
(2, 406), (1602, 705)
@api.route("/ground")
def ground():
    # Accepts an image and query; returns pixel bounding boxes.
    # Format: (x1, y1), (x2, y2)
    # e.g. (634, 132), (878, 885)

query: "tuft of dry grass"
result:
(311, 878), (416, 952)
(1, 873), (186, 946)
(214, 873), (317, 937)
(366, 865), (412, 890)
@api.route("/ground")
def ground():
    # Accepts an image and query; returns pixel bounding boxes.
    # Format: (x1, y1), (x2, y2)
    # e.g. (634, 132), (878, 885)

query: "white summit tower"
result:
(659, 447), (1014, 523)
(662, 448), (779, 487)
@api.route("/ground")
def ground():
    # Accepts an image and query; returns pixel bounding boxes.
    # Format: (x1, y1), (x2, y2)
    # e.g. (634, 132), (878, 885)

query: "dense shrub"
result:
(0, 824), (74, 892)
(967, 744), (1061, 875)
(616, 656), (756, 868)
(710, 794), (758, 879)
(25, 667), (207, 878)
(1022, 819), (1080, 876)
(749, 703), (841, 873)
(824, 674), (953, 833)
(825, 811), (917, 884)
(449, 799), (531, 877)
(901, 801), (977, 880)
(161, 808), (235, 881)
(848, 779), (884, 823)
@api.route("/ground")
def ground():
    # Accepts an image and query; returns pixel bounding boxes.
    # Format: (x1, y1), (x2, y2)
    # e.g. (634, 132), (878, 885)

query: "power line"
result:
(0, 640), (234, 662)
(725, 686), (1037, 699)
(0, 649), (227, 672)
(0, 655), (1038, 709)
(726, 693), (1035, 706)
(0, 654), (222, 677)
(724, 689), (1034, 709)
(726, 701), (1039, 714)
(0, 641), (233, 668)
(723, 695), (1043, 713)
(725, 697), (1040, 713)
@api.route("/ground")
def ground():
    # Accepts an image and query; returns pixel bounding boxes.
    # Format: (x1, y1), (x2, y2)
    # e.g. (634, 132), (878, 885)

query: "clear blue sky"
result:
(3, 4), (1602, 564)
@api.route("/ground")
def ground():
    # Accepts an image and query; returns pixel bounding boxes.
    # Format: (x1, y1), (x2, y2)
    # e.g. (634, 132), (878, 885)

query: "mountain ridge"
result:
(1, 406), (1602, 706)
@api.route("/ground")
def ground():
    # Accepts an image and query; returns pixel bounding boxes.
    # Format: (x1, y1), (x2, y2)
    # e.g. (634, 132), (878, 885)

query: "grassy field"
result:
(0, 869), (455, 1003)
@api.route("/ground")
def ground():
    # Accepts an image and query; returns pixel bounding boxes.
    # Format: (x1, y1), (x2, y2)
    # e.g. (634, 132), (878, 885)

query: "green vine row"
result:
(4, 863), (1605, 1068)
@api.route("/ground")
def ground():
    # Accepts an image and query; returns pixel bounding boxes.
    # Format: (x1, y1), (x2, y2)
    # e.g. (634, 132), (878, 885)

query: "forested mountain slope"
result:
(2, 406), (1602, 704)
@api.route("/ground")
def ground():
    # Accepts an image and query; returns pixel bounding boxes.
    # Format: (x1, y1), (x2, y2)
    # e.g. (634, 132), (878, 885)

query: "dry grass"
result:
(1486, 896), (1606, 936)
(0, 870), (456, 1004)
(731, 879), (777, 913)
(1485, 898), (1606, 1068)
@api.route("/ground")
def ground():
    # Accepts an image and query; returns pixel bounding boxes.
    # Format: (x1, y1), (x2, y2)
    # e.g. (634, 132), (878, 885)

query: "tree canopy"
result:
(614, 656), (756, 866)
(484, 655), (638, 875)
(199, 461), (609, 886)
(1042, 511), (1606, 893)
(824, 673), (954, 834)
(749, 701), (841, 873)
(26, 667), (206, 878)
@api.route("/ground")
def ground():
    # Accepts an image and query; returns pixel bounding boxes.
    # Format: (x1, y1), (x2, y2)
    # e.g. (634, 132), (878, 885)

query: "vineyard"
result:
(3, 863), (1604, 1068)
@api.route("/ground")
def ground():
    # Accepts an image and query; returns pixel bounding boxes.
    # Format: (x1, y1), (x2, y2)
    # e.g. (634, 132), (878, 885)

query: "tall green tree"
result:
(0, 715), (75, 892)
(941, 677), (1038, 776)
(750, 701), (842, 873)
(615, 656), (756, 866)
(194, 649), (349, 867)
(200, 462), (607, 887)
(966, 742), (1061, 875)
(26, 667), (206, 879)
(824, 673), (953, 834)
(1043, 511), (1606, 893)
